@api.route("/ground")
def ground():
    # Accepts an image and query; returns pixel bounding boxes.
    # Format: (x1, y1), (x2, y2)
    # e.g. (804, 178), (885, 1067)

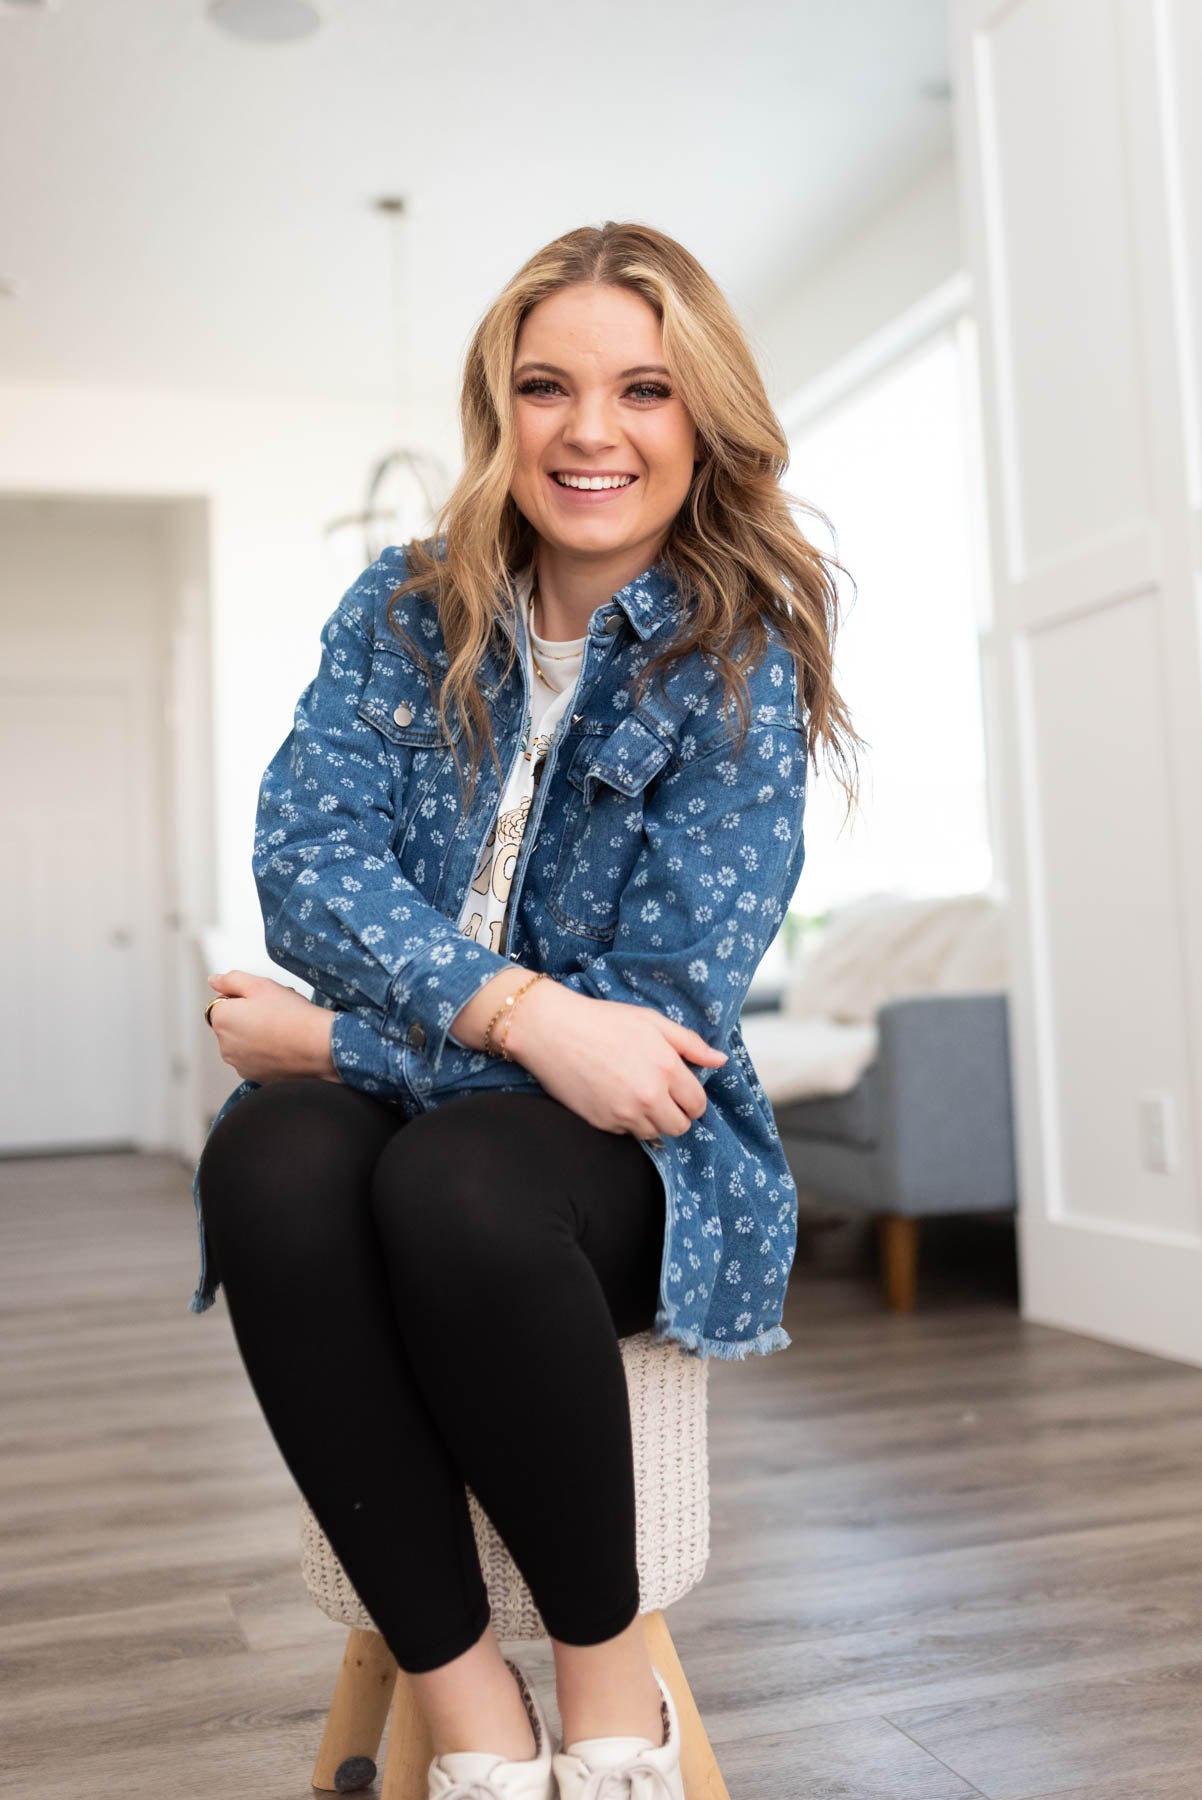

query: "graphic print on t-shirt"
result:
(455, 566), (586, 957)
(459, 723), (559, 953)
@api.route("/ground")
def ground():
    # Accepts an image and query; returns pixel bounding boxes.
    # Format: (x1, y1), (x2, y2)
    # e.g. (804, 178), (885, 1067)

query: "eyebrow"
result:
(513, 361), (672, 381)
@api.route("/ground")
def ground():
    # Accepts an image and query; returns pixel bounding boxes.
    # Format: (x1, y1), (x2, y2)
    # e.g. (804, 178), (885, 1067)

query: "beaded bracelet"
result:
(483, 970), (548, 1062)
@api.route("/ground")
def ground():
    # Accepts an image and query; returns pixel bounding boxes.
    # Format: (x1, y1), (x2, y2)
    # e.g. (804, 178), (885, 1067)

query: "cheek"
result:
(642, 448), (695, 506)
(641, 417), (697, 485)
(514, 412), (552, 478)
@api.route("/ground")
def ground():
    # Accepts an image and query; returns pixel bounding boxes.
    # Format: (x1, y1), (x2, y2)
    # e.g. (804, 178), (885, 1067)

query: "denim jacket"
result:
(189, 543), (809, 1359)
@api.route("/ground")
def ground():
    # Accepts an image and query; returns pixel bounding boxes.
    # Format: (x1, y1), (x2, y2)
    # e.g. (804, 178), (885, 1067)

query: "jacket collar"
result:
(610, 559), (684, 640)
(497, 558), (682, 647)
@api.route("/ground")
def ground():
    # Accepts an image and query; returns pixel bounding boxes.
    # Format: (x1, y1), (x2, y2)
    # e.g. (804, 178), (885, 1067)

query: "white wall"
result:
(0, 381), (453, 957)
(950, 0), (1202, 1366)
(751, 151), (963, 411)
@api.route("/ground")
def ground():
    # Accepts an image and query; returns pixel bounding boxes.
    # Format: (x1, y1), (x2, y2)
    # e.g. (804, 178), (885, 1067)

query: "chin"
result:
(542, 518), (639, 551)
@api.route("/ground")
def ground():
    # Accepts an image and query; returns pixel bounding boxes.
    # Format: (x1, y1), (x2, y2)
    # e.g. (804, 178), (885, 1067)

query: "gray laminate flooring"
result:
(2, 1150), (1201, 1799)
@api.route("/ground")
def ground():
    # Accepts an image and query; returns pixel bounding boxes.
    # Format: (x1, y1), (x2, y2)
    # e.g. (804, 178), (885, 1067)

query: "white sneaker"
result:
(426, 1657), (557, 1800)
(551, 1665), (684, 1799)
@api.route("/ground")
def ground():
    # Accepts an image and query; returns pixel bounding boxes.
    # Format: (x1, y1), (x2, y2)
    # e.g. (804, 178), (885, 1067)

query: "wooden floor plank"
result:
(3, 1149), (1202, 1798)
(886, 1659), (1202, 1798)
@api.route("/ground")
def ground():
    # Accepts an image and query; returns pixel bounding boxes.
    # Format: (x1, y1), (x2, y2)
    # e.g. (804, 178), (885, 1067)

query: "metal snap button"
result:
(406, 1021), (426, 1049)
(648, 1135), (665, 1149)
(571, 712), (584, 724)
(603, 614), (623, 634)
(393, 702), (414, 727)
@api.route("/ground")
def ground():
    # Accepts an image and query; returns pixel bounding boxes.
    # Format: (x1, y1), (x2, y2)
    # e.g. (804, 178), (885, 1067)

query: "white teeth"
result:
(553, 473), (635, 490)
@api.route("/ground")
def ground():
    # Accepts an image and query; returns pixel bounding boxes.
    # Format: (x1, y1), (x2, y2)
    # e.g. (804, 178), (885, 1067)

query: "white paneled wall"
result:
(0, 384), (441, 1156)
(952, 0), (1202, 1362)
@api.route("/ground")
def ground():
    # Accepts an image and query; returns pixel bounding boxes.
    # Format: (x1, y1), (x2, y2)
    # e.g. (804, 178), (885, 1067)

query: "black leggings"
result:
(196, 1078), (667, 1673)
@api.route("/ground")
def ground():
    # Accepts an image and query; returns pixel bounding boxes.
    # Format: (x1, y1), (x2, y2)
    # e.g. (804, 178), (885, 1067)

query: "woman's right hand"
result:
(500, 979), (727, 1141)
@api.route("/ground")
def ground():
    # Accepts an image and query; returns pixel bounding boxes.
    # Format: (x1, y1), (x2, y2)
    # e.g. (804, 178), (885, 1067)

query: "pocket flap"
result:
(355, 645), (448, 747)
(566, 714), (674, 802)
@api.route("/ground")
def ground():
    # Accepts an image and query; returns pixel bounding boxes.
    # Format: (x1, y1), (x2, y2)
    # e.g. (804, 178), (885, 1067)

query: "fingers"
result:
(641, 1067), (709, 1143)
(659, 1019), (727, 1065)
(647, 1094), (697, 1139)
(673, 1070), (710, 1126)
(206, 968), (258, 997)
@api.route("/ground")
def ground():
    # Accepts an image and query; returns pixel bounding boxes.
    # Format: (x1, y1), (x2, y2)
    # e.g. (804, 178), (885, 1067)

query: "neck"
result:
(530, 535), (665, 639)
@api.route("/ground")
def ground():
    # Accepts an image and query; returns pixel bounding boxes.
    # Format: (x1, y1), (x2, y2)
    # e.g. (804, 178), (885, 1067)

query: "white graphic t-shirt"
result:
(456, 568), (585, 955)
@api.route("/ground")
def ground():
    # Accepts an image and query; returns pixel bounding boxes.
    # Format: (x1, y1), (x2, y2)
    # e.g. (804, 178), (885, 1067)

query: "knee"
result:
(368, 1100), (570, 1281)
(368, 1113), (489, 1259)
(198, 1079), (387, 1238)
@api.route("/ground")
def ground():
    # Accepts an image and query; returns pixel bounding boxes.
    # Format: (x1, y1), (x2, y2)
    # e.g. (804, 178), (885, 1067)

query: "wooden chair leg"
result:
(312, 1626), (398, 1793)
(381, 1665), (436, 1800)
(877, 1212), (920, 1311)
(641, 1609), (730, 1800)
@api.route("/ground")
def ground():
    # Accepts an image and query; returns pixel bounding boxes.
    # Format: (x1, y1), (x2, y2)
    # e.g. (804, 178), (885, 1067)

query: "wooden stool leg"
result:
(381, 1667), (436, 1800)
(641, 1610), (730, 1800)
(312, 1626), (398, 1793)
(877, 1212), (920, 1311)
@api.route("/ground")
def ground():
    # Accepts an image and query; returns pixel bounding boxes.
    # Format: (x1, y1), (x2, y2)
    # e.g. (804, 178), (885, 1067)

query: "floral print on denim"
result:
(190, 543), (808, 1361)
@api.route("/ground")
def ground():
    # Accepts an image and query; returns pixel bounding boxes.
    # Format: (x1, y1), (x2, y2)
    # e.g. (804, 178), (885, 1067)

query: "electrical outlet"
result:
(1136, 1093), (1178, 1174)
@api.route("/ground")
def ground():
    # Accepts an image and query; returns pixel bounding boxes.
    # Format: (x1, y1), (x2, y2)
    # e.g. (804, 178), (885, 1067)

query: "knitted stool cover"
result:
(299, 1330), (710, 1641)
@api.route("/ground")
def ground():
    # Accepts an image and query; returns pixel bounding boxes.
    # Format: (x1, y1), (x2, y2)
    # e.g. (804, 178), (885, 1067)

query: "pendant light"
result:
(324, 195), (450, 570)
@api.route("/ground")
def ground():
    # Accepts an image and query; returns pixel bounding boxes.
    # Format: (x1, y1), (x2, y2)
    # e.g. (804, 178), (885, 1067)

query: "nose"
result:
(562, 393), (619, 455)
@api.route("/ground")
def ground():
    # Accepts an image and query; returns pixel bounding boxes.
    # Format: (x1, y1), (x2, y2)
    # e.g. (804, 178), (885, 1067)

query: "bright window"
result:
(784, 324), (992, 924)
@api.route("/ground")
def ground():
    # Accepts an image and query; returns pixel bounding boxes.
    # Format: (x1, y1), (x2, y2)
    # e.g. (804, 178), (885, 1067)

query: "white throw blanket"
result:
(738, 1014), (881, 1105)
(742, 891), (1009, 1104)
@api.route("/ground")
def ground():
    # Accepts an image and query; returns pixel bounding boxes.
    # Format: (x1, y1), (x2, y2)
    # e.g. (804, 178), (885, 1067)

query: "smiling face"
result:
(508, 282), (702, 582)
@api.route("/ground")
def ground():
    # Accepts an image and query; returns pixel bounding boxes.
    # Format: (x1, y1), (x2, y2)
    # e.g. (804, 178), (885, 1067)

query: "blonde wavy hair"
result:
(384, 219), (862, 822)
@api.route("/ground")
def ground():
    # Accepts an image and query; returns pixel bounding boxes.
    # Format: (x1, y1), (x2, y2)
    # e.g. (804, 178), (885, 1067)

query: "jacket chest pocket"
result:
(355, 642), (448, 749)
(546, 714), (674, 942)
(354, 642), (462, 858)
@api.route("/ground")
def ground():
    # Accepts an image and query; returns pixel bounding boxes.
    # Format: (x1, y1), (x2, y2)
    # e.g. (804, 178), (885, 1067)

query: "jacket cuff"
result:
(386, 939), (513, 1073)
(329, 1009), (405, 1094)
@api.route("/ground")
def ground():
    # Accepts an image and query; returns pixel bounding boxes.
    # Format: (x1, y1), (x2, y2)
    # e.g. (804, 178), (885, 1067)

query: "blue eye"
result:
(515, 378), (673, 403)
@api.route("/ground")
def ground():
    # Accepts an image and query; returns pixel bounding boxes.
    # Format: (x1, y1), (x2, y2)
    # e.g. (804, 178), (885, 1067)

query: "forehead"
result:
(515, 283), (664, 367)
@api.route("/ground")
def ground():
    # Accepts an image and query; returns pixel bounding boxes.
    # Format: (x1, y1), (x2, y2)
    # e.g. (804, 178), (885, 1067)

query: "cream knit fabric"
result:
(299, 1330), (710, 1641)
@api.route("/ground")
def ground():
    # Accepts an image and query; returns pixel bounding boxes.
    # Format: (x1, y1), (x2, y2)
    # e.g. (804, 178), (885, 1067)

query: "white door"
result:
(950, 0), (1202, 1363)
(0, 673), (154, 1150)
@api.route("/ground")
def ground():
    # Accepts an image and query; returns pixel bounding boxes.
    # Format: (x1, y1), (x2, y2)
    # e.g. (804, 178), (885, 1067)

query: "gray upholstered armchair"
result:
(738, 893), (1019, 1310)
(766, 990), (1018, 1309)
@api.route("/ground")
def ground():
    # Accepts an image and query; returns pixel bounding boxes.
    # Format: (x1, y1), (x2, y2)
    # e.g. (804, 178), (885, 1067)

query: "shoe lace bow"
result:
(438, 1782), (507, 1800)
(577, 1764), (679, 1800)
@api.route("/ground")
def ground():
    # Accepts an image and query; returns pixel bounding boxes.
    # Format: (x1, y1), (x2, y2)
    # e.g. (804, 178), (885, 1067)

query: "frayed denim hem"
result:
(655, 1319), (792, 1362)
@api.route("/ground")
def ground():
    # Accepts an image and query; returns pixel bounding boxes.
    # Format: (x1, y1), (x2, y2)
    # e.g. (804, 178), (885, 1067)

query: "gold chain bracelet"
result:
(483, 970), (548, 1062)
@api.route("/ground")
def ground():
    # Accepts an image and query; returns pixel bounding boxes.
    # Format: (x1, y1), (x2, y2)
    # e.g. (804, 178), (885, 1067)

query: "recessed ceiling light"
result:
(206, 0), (327, 44)
(0, 0), (62, 13)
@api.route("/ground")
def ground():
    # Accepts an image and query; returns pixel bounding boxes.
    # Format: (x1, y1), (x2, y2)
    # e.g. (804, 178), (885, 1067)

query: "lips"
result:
(546, 471), (639, 504)
(553, 471), (636, 484)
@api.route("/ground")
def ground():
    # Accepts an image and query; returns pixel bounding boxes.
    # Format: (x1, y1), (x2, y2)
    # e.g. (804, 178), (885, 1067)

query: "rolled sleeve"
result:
(328, 1008), (402, 1094)
(253, 574), (511, 1075)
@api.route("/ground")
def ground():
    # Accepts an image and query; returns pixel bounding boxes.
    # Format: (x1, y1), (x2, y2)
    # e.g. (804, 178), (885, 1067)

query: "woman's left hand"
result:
(205, 970), (341, 1085)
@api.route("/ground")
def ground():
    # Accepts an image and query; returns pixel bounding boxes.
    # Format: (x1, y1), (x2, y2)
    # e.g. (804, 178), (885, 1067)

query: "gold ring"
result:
(204, 996), (229, 1028)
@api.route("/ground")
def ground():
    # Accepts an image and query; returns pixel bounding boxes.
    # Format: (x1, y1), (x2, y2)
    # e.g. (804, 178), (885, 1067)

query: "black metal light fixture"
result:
(324, 196), (451, 567)
(205, 0), (327, 45)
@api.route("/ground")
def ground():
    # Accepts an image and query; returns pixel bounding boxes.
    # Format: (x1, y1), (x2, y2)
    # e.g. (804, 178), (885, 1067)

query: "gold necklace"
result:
(527, 580), (581, 688)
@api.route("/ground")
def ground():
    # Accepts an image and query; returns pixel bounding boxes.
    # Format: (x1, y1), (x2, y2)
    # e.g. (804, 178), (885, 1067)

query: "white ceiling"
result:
(0, 0), (952, 408)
